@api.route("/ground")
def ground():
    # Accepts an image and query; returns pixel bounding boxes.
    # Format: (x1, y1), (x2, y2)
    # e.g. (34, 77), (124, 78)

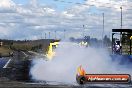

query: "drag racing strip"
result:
(25, 81), (75, 88)
(0, 81), (74, 88)
(77, 83), (132, 88)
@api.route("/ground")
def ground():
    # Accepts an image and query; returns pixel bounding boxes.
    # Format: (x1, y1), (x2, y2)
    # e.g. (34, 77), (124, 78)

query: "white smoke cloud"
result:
(30, 42), (132, 84)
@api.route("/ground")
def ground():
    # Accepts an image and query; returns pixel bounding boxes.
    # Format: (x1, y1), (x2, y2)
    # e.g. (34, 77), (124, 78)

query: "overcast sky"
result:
(0, 0), (131, 40)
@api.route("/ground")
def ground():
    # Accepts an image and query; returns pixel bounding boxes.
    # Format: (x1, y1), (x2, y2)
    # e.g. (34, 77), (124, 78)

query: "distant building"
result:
(0, 42), (3, 47)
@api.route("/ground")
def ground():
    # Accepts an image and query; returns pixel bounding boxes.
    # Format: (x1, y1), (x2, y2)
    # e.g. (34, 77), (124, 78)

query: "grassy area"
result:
(0, 47), (12, 56)
(0, 39), (60, 56)
(11, 43), (33, 51)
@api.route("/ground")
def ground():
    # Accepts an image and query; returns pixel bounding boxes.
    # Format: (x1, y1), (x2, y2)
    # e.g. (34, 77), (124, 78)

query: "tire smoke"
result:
(30, 42), (132, 84)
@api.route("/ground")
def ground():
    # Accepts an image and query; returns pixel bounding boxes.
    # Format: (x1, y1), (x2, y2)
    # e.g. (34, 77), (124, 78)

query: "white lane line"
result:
(3, 59), (11, 68)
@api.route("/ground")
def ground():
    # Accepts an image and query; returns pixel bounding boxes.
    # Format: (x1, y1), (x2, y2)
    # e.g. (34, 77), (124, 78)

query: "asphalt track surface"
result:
(0, 80), (72, 88)
(0, 80), (132, 88)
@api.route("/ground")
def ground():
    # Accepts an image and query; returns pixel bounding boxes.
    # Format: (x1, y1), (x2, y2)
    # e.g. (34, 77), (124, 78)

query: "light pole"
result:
(49, 32), (50, 39)
(120, 6), (122, 29)
(83, 25), (85, 38)
(102, 13), (105, 47)
(45, 33), (46, 39)
(120, 6), (123, 54)
(55, 30), (56, 39)
(41, 33), (43, 39)
(64, 29), (66, 39)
